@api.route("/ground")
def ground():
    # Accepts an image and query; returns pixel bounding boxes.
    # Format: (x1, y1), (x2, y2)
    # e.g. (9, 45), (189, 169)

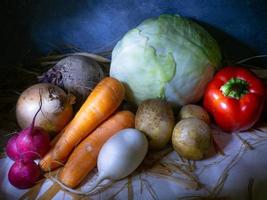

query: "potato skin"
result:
(179, 104), (210, 124)
(172, 117), (211, 160)
(135, 99), (175, 150)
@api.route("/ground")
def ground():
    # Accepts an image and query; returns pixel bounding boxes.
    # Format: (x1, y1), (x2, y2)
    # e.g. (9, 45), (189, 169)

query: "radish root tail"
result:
(49, 175), (106, 195)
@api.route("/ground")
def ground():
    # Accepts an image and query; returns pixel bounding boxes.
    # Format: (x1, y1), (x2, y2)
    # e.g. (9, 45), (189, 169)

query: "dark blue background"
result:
(2, 0), (267, 65)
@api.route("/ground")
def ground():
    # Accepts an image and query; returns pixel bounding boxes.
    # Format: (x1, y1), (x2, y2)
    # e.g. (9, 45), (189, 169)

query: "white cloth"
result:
(1, 125), (267, 200)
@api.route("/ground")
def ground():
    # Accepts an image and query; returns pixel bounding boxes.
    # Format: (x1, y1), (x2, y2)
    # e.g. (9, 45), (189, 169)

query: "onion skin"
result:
(8, 160), (41, 189)
(16, 83), (74, 135)
(6, 134), (20, 161)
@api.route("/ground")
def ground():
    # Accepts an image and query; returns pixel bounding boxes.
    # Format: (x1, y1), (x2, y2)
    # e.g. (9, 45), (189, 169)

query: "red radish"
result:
(16, 94), (50, 161)
(6, 134), (20, 161)
(16, 127), (50, 160)
(6, 93), (50, 161)
(8, 159), (41, 189)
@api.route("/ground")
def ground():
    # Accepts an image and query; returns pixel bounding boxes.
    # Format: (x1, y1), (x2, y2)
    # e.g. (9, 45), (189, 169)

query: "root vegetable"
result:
(8, 159), (41, 189)
(59, 110), (135, 188)
(179, 104), (210, 124)
(40, 77), (125, 172)
(15, 127), (50, 161)
(6, 127), (50, 161)
(16, 83), (74, 135)
(39, 55), (105, 108)
(96, 128), (148, 181)
(135, 99), (175, 150)
(172, 117), (211, 160)
(51, 128), (148, 195)
(6, 134), (19, 161)
(7, 98), (50, 161)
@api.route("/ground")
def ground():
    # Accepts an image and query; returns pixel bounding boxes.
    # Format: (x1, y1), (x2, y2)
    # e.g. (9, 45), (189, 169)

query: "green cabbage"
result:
(110, 14), (221, 107)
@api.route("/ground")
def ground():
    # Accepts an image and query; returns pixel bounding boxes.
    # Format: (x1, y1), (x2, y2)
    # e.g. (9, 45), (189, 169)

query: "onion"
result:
(16, 83), (74, 135)
(8, 159), (41, 189)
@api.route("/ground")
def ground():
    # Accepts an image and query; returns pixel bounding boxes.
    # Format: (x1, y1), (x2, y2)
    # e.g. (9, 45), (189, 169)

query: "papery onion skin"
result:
(16, 83), (74, 135)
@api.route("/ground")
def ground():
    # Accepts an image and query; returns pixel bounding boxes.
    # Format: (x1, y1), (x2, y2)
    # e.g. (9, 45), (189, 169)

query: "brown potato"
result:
(135, 99), (175, 150)
(179, 104), (210, 124)
(172, 117), (211, 160)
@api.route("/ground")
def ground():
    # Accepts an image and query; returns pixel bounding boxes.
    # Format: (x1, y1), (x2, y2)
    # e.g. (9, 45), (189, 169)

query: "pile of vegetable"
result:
(4, 14), (267, 194)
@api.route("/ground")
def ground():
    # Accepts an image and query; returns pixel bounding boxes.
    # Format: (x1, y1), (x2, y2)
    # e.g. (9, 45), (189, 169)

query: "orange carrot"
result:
(40, 77), (125, 171)
(59, 110), (135, 188)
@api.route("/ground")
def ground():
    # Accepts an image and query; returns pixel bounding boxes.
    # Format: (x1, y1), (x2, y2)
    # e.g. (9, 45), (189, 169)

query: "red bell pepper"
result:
(203, 66), (265, 132)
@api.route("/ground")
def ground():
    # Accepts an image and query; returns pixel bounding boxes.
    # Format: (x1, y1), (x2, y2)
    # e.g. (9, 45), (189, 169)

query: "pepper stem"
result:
(220, 78), (249, 99)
